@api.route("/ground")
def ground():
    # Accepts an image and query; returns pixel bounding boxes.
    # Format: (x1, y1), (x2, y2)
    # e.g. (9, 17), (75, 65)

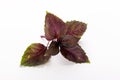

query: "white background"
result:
(0, 0), (120, 80)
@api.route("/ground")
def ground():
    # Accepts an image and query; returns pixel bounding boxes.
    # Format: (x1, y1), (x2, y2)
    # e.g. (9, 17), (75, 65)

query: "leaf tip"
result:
(46, 11), (49, 14)
(86, 59), (90, 63)
(46, 11), (52, 15)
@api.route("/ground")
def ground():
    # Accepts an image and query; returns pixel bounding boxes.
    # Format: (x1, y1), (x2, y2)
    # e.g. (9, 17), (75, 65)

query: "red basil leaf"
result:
(66, 21), (87, 39)
(45, 41), (59, 56)
(60, 35), (79, 48)
(21, 43), (50, 66)
(45, 12), (67, 40)
(60, 44), (89, 63)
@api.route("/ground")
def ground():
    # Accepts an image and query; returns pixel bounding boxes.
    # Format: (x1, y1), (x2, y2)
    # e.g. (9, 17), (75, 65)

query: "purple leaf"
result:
(44, 12), (67, 40)
(60, 44), (89, 63)
(66, 21), (87, 39)
(21, 43), (50, 66)
(45, 41), (59, 56)
(60, 35), (79, 48)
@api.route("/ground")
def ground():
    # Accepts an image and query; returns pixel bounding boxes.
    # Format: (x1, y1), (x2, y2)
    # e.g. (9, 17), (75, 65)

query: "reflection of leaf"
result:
(60, 35), (79, 48)
(45, 41), (59, 56)
(21, 43), (50, 66)
(60, 44), (89, 63)
(44, 12), (67, 41)
(66, 21), (87, 39)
